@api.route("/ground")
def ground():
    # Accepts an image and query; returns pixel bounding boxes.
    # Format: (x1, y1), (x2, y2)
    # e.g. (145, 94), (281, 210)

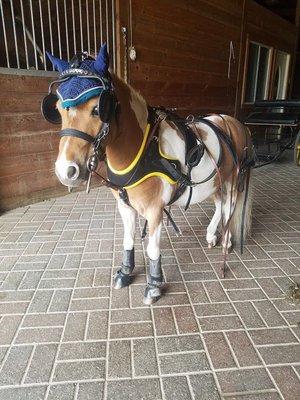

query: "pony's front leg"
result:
(114, 199), (136, 289)
(144, 212), (164, 305)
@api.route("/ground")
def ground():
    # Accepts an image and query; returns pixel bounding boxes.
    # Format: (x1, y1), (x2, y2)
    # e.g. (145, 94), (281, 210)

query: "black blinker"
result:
(98, 90), (117, 123)
(41, 93), (61, 124)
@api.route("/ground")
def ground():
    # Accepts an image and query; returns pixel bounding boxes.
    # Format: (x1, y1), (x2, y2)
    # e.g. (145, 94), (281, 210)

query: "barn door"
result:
(0, 0), (118, 210)
(0, 0), (117, 72)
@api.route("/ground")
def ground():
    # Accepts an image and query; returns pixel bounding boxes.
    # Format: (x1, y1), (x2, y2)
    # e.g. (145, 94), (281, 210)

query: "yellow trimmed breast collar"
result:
(106, 118), (182, 190)
(104, 109), (243, 212)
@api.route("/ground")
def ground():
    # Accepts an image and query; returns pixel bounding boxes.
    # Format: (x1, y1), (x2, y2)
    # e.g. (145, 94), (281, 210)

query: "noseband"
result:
(59, 123), (110, 158)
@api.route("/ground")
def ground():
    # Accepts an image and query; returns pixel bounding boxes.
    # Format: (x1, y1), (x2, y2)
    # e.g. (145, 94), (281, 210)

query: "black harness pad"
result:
(107, 109), (208, 191)
(173, 119), (203, 166)
(41, 93), (61, 124)
(98, 90), (117, 123)
(107, 137), (182, 188)
(159, 109), (204, 168)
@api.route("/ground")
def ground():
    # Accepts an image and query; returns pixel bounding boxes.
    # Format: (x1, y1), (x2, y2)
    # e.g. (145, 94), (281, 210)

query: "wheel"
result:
(294, 131), (300, 166)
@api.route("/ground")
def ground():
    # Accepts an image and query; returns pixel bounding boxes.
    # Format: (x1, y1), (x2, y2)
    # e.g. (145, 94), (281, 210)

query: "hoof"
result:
(222, 244), (232, 255)
(207, 235), (217, 248)
(143, 295), (161, 305)
(208, 241), (216, 249)
(143, 285), (162, 305)
(113, 269), (132, 289)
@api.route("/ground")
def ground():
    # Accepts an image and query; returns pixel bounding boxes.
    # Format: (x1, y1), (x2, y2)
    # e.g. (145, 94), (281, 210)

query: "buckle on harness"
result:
(119, 188), (130, 206)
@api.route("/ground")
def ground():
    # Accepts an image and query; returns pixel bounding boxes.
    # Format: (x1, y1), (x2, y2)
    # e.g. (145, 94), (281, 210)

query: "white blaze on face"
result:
(68, 108), (77, 118)
(55, 138), (71, 181)
(55, 105), (80, 184)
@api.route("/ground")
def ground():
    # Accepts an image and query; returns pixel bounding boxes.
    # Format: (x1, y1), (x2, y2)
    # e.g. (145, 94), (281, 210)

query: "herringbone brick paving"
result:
(0, 156), (299, 399)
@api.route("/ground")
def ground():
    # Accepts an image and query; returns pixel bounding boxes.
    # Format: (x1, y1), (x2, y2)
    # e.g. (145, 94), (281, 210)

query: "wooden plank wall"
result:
(128, 0), (244, 116)
(0, 74), (64, 212)
(0, 0), (298, 211)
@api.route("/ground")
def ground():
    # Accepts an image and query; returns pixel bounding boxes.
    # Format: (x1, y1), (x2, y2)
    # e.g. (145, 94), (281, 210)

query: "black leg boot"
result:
(114, 248), (135, 289)
(144, 256), (163, 305)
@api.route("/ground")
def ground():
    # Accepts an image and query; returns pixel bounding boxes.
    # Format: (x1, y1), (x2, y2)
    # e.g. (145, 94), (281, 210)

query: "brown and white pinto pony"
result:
(55, 73), (252, 305)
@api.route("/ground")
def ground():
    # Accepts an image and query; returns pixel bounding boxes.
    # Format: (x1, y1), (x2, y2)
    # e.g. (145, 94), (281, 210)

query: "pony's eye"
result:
(91, 106), (99, 116)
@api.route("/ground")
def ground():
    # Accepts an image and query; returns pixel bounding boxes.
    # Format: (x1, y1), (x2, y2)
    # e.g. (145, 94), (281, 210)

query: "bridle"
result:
(41, 52), (118, 191)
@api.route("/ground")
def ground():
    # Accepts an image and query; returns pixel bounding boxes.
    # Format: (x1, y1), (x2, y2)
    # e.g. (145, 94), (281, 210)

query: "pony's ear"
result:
(46, 51), (69, 72)
(94, 43), (109, 75)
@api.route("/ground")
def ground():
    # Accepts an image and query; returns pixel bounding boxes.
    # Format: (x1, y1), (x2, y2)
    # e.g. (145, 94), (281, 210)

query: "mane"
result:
(112, 73), (148, 132)
(128, 82), (147, 109)
(112, 73), (147, 106)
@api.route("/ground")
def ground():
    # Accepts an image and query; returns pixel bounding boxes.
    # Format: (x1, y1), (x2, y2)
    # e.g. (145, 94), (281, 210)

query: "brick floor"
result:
(0, 156), (299, 400)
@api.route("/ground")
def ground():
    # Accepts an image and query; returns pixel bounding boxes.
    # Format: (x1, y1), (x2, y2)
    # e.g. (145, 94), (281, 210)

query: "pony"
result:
(42, 44), (253, 305)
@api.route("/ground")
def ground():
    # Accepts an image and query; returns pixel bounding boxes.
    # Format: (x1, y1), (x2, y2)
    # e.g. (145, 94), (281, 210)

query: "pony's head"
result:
(42, 44), (116, 188)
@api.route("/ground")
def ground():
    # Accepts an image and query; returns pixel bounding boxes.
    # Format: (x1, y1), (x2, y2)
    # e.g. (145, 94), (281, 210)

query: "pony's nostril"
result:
(67, 165), (79, 179)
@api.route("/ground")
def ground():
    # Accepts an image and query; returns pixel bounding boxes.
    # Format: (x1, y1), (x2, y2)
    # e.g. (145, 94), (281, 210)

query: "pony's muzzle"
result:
(55, 160), (82, 187)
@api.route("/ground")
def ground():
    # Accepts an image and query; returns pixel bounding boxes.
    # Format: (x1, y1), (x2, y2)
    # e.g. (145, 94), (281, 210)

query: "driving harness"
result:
(41, 54), (252, 233)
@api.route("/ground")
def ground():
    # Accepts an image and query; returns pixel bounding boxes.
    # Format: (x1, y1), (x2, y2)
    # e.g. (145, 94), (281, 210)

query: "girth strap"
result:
(198, 119), (239, 166)
(59, 128), (95, 144)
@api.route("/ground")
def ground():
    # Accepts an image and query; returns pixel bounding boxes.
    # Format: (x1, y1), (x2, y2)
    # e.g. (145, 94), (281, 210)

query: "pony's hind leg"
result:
(144, 210), (164, 305)
(206, 193), (222, 248)
(114, 199), (136, 289)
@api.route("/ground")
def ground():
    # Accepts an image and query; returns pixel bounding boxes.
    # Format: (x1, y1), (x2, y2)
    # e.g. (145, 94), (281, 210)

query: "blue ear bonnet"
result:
(47, 44), (110, 109)
(57, 60), (107, 109)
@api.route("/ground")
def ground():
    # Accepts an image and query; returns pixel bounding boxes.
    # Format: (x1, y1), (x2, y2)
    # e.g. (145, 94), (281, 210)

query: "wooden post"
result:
(114, 0), (130, 80)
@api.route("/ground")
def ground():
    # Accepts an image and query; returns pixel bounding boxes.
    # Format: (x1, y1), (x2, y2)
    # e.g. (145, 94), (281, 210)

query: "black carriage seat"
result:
(244, 100), (300, 126)
(245, 112), (300, 126)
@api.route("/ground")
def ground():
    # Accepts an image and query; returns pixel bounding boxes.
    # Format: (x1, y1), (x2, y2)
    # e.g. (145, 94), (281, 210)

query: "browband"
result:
(47, 69), (108, 95)
(59, 68), (100, 78)
(59, 68), (108, 86)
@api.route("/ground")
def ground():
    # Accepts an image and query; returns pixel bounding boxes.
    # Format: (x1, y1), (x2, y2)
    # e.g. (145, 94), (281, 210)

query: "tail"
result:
(230, 169), (253, 248)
